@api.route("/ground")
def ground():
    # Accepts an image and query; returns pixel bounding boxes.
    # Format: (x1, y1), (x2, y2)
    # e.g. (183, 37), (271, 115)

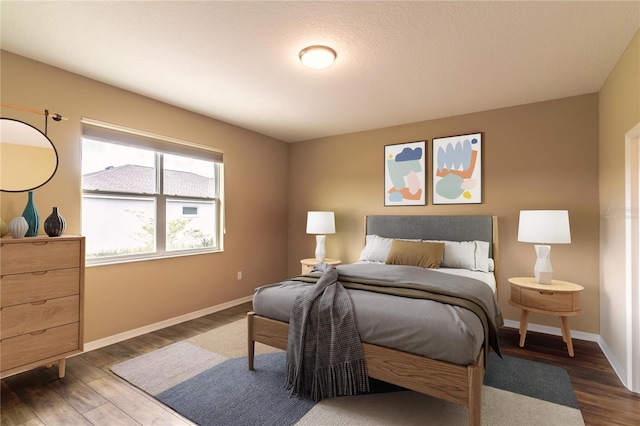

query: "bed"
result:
(247, 215), (501, 426)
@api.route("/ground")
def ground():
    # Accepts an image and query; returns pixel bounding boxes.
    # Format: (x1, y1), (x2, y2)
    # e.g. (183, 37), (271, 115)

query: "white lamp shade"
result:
(517, 210), (571, 244)
(306, 211), (335, 235)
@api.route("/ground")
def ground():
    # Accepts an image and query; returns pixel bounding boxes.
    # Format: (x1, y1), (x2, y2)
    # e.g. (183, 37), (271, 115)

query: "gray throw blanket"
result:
(284, 263), (369, 401)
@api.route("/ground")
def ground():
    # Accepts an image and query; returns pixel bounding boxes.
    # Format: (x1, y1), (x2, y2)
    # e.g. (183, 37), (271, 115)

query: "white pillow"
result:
(441, 241), (476, 270)
(474, 240), (491, 272)
(424, 239), (492, 272)
(359, 235), (394, 263)
(358, 235), (376, 261)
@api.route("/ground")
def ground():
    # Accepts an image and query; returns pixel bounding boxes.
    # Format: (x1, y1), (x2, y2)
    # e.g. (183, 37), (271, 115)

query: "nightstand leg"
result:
(560, 316), (575, 357)
(519, 310), (530, 347)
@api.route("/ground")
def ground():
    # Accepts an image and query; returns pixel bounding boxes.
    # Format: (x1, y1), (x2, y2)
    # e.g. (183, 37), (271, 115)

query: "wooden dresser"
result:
(1, 235), (85, 378)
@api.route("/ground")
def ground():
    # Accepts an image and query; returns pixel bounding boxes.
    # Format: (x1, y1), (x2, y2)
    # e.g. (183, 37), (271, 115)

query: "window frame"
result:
(81, 118), (224, 265)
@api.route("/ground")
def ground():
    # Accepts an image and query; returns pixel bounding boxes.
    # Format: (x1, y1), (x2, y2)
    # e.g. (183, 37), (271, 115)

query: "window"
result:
(81, 119), (223, 263)
(182, 206), (199, 216)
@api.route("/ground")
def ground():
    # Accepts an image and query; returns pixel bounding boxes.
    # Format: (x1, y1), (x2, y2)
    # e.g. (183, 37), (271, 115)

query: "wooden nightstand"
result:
(300, 258), (342, 274)
(509, 277), (583, 357)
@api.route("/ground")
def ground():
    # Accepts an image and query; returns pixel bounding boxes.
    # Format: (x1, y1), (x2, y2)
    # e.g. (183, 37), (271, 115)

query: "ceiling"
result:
(2, 1), (639, 143)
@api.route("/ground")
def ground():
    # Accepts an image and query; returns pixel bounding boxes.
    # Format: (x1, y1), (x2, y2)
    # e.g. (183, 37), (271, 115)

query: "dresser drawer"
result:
(1, 295), (80, 339)
(0, 323), (80, 372)
(1, 268), (79, 308)
(0, 240), (80, 275)
(520, 288), (579, 312)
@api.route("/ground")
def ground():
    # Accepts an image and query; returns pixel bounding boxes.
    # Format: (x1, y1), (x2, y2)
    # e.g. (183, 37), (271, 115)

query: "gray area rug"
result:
(157, 352), (313, 426)
(484, 351), (579, 409)
(111, 319), (584, 426)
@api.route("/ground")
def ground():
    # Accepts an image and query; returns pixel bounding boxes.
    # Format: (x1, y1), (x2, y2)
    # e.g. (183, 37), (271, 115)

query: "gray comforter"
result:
(253, 263), (503, 365)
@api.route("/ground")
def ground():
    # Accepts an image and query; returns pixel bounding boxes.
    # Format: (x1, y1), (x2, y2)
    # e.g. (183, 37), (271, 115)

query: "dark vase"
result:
(44, 207), (66, 237)
(22, 191), (40, 237)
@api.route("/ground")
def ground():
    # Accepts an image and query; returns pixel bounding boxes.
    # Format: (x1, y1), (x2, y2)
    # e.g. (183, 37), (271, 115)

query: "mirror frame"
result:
(1, 117), (59, 192)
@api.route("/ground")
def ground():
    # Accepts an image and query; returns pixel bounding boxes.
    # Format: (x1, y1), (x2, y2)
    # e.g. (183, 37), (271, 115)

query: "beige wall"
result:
(599, 30), (640, 378)
(288, 94), (601, 334)
(0, 51), (290, 342)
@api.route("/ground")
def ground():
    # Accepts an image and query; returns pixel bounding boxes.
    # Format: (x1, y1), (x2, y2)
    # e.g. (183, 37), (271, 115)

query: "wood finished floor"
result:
(2, 301), (639, 426)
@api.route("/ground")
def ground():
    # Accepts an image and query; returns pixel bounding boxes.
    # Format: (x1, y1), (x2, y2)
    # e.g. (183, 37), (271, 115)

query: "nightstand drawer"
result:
(0, 323), (80, 372)
(520, 288), (579, 312)
(1, 295), (80, 339)
(0, 240), (80, 275)
(1, 268), (80, 307)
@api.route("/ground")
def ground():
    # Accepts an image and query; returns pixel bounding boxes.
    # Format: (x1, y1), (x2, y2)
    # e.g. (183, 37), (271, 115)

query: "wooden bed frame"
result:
(247, 215), (498, 426)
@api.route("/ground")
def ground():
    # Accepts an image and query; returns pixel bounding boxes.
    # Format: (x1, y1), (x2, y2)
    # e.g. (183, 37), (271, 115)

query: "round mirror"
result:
(1, 118), (59, 192)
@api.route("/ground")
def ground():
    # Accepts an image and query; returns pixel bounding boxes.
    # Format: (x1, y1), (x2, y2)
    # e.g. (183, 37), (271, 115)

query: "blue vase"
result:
(22, 191), (40, 237)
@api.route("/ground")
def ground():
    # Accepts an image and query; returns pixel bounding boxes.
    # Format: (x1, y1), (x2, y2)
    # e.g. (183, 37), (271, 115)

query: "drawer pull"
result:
(30, 329), (47, 336)
(31, 242), (49, 246)
(31, 300), (47, 306)
(539, 291), (555, 295)
(31, 271), (48, 276)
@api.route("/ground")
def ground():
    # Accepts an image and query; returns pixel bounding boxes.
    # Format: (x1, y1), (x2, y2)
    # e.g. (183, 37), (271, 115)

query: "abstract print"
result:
(384, 141), (426, 206)
(433, 133), (482, 204)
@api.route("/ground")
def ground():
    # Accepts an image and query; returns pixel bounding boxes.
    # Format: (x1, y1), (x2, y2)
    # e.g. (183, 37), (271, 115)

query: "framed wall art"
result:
(432, 132), (482, 204)
(384, 140), (425, 206)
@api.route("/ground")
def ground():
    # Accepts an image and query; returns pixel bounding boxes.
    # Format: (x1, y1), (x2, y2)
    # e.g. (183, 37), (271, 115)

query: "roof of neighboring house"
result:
(82, 164), (215, 198)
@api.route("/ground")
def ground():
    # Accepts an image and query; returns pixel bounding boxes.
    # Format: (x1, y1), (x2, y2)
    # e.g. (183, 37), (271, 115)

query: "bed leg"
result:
(468, 380), (481, 426)
(247, 311), (256, 370)
(467, 350), (484, 426)
(468, 367), (482, 426)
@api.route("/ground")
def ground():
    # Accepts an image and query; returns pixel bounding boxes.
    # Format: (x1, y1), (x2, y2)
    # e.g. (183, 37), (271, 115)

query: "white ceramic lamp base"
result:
(315, 235), (326, 262)
(533, 244), (553, 284)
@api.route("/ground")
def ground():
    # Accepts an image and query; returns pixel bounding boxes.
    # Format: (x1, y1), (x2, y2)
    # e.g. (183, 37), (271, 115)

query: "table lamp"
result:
(306, 211), (335, 262)
(517, 210), (571, 284)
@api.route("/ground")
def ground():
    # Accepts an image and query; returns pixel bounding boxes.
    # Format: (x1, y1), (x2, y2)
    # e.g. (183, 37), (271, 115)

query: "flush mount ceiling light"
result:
(299, 45), (337, 70)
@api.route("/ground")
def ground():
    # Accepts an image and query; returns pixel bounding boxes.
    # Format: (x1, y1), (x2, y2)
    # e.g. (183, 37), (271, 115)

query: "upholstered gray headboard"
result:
(365, 215), (497, 258)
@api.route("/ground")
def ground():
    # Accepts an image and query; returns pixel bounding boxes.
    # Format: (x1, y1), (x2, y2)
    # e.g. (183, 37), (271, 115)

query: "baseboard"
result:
(83, 295), (253, 352)
(597, 336), (634, 392)
(502, 319), (600, 342)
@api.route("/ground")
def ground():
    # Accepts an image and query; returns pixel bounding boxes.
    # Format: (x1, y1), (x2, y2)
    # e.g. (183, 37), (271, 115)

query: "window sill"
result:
(86, 248), (222, 267)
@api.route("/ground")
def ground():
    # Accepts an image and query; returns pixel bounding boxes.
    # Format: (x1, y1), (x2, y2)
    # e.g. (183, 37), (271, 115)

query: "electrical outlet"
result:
(237, 271), (242, 280)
